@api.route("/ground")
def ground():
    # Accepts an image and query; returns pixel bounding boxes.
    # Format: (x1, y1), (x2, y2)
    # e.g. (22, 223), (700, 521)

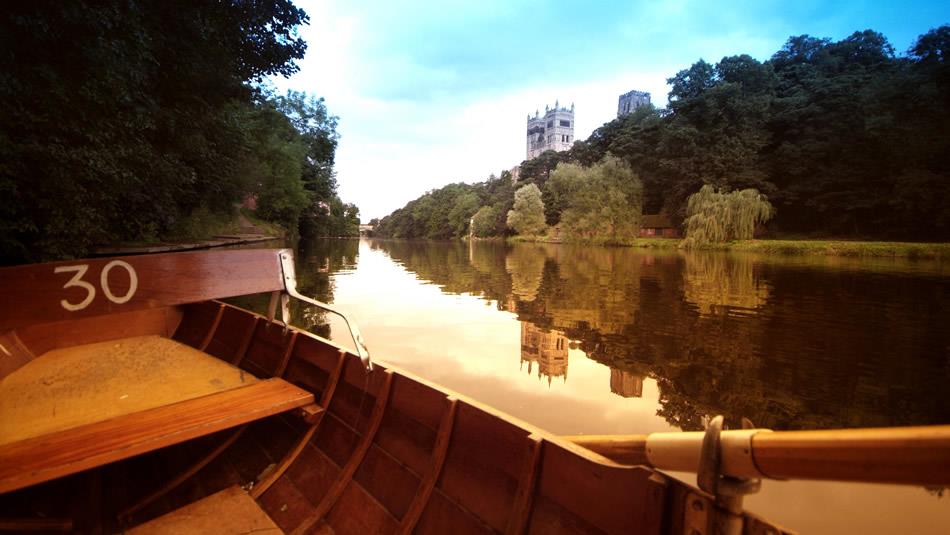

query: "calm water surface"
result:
(289, 238), (950, 534)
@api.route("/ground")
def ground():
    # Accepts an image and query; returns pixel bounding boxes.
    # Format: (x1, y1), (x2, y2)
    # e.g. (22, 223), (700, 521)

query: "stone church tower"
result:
(526, 101), (574, 160)
(617, 90), (651, 117)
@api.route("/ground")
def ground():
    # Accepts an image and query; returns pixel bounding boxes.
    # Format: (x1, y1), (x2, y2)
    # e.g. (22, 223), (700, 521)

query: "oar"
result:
(563, 424), (950, 486)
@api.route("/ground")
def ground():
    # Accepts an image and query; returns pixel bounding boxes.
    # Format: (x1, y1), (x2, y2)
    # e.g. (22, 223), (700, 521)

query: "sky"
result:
(272, 0), (950, 222)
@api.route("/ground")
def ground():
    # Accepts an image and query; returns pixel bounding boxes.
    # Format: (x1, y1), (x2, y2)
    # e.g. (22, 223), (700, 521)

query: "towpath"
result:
(94, 210), (279, 256)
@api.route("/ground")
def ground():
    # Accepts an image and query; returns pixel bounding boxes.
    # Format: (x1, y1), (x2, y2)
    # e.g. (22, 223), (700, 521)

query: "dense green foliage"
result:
(506, 184), (547, 235)
(0, 1), (356, 264)
(682, 185), (774, 247)
(374, 172), (517, 239)
(378, 25), (950, 242)
(471, 206), (499, 237)
(374, 156), (642, 241)
(577, 27), (950, 239)
(547, 156), (642, 240)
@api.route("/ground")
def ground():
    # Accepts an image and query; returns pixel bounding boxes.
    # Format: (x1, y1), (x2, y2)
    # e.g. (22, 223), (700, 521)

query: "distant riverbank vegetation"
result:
(375, 25), (950, 246)
(1, 2), (358, 264)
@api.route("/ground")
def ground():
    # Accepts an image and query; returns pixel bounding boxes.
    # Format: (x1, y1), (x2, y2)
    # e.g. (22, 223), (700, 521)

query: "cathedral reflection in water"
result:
(518, 321), (643, 398)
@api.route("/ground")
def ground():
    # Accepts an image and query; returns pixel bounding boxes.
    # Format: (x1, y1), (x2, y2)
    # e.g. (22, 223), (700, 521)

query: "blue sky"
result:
(273, 0), (949, 221)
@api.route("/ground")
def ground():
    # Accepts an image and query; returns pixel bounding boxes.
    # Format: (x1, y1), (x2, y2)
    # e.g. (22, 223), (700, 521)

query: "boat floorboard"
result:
(127, 484), (282, 534)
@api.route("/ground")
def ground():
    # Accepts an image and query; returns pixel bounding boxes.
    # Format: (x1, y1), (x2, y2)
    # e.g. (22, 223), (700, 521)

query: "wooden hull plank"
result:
(290, 370), (394, 535)
(505, 433), (543, 535)
(532, 441), (666, 535)
(437, 401), (533, 532)
(398, 397), (458, 534)
(198, 303), (226, 352)
(253, 350), (346, 500)
(172, 301), (221, 350)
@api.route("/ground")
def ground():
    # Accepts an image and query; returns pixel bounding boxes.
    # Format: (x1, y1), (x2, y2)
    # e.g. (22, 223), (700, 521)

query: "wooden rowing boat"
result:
(0, 248), (945, 534)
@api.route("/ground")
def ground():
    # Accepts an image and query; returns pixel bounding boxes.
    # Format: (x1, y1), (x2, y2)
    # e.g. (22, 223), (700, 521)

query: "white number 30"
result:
(54, 260), (139, 311)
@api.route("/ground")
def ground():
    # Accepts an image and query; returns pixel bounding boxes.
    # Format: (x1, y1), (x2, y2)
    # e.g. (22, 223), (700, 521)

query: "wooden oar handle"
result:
(563, 425), (950, 486)
(752, 425), (950, 486)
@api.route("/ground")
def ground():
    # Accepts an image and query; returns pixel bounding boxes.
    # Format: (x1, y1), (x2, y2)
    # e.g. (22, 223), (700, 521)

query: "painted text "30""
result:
(54, 261), (139, 311)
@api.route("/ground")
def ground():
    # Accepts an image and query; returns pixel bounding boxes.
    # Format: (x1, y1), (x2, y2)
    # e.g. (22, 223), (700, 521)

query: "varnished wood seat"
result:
(0, 335), (314, 494)
(127, 485), (283, 534)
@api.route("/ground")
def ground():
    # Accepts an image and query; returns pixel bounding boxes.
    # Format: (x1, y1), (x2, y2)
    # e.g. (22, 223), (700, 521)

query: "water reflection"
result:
(682, 252), (771, 316)
(292, 239), (359, 336)
(506, 245), (547, 301)
(610, 369), (644, 398)
(364, 239), (950, 432)
(519, 322), (569, 385)
(228, 238), (359, 339)
(285, 238), (949, 535)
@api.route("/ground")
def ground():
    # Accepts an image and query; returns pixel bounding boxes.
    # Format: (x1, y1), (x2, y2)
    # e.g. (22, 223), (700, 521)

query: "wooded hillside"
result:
(376, 26), (950, 241)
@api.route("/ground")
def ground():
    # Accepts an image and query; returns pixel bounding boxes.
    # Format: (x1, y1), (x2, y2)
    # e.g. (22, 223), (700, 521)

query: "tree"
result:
(546, 156), (643, 240)
(471, 206), (498, 237)
(682, 185), (773, 247)
(507, 184), (547, 235)
(519, 149), (573, 186)
(668, 59), (716, 104)
(910, 26), (950, 64)
(242, 101), (308, 229)
(0, 1), (310, 263)
(275, 91), (339, 198)
(269, 90), (344, 238)
(448, 192), (480, 237)
(373, 182), (484, 239)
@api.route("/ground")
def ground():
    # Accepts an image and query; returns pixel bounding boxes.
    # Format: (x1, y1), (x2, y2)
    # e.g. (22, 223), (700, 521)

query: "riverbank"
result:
(507, 236), (950, 259)
(694, 239), (950, 259)
(94, 208), (284, 255)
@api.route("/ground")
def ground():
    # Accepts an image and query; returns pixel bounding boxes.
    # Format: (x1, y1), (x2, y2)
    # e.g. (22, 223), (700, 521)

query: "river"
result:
(279, 238), (950, 534)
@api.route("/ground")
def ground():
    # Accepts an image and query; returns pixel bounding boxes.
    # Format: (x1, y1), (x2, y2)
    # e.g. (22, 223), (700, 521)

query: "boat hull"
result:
(0, 300), (791, 534)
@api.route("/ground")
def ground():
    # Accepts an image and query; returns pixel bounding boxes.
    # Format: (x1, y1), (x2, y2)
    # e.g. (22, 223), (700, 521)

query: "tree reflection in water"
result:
(365, 239), (950, 432)
(228, 238), (359, 339)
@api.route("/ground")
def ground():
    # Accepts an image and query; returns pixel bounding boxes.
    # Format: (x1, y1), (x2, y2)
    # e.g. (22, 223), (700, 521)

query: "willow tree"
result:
(507, 184), (547, 235)
(683, 185), (773, 247)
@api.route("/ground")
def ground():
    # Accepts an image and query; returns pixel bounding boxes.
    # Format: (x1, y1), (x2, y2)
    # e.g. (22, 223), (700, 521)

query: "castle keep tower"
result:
(526, 100), (574, 160)
(617, 90), (651, 117)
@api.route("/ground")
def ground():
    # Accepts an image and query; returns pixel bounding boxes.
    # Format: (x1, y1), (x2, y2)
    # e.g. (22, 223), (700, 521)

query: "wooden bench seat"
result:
(0, 335), (314, 494)
(128, 485), (283, 534)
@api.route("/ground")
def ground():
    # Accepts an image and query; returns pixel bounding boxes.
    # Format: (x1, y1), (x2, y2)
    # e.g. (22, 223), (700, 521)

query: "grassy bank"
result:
(508, 235), (681, 248)
(711, 239), (950, 259)
(102, 207), (284, 249)
(507, 235), (950, 259)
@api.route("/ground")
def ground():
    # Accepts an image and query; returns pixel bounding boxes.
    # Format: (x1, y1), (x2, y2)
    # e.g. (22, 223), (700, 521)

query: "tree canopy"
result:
(683, 185), (774, 247)
(1, 1), (357, 263)
(507, 184), (547, 236)
(547, 156), (643, 240)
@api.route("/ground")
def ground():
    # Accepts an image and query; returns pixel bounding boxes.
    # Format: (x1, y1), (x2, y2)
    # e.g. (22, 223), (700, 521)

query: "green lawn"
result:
(506, 235), (950, 258)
